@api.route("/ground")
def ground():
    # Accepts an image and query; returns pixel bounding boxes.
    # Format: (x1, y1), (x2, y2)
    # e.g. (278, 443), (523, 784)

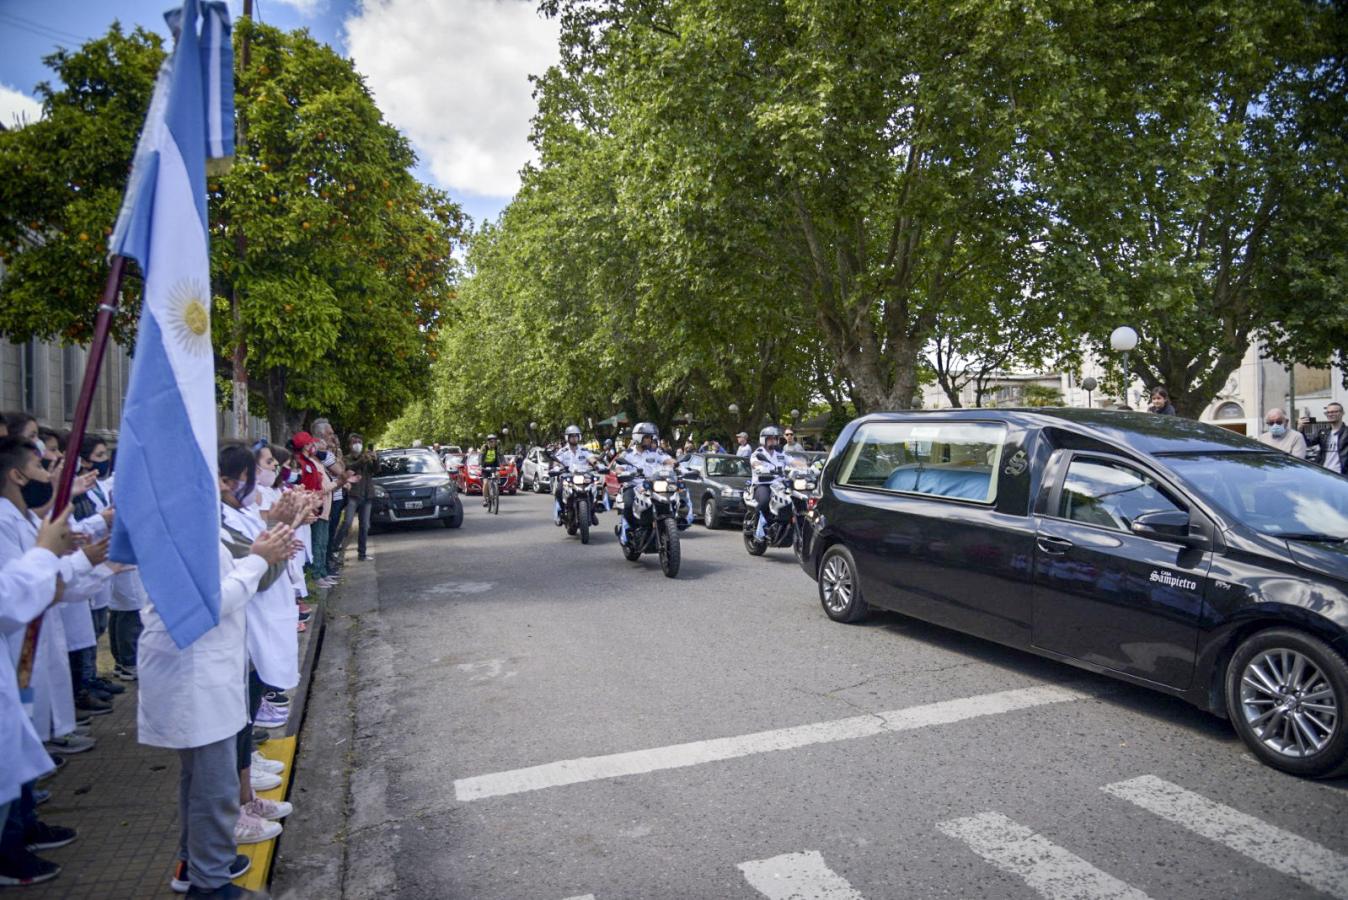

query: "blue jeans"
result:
(0, 782), (36, 861)
(108, 609), (142, 669)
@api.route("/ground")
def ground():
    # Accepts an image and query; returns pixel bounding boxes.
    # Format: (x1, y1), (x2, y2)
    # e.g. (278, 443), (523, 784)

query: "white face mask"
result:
(351, 443), (363, 454)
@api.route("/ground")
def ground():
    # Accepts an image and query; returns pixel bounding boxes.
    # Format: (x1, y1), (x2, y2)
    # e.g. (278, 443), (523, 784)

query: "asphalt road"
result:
(280, 491), (1348, 900)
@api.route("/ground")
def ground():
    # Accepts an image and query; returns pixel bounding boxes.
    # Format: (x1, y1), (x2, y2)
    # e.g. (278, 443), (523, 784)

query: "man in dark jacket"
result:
(344, 433), (379, 561)
(1308, 402), (1347, 476)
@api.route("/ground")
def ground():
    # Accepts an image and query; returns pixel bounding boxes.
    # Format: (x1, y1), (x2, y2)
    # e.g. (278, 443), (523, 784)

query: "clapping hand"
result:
(36, 504), (77, 557)
(82, 535), (110, 566)
(250, 525), (295, 565)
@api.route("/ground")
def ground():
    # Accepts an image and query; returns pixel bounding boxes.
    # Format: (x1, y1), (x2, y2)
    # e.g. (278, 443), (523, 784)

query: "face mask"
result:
(92, 460), (111, 478)
(1270, 424), (1287, 438)
(351, 443), (363, 454)
(20, 476), (53, 509)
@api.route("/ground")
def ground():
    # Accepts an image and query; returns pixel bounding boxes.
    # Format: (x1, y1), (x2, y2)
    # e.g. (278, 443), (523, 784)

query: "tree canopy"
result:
(0, 20), (467, 438)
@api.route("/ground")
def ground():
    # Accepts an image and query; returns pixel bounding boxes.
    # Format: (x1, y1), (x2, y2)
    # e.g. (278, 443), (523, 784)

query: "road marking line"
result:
(738, 850), (867, 900)
(560, 895), (596, 900)
(1103, 774), (1348, 900)
(937, 812), (1152, 900)
(453, 684), (1087, 801)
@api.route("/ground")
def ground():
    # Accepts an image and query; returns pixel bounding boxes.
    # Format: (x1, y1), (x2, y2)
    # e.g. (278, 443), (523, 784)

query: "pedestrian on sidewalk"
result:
(344, 433), (377, 561)
(136, 443), (293, 897)
(1308, 402), (1346, 474)
(1257, 407), (1308, 459)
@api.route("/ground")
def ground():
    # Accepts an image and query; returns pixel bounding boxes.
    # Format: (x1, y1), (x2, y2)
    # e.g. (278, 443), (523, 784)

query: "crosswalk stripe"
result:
(560, 895), (596, 900)
(738, 850), (867, 900)
(1103, 774), (1348, 900)
(937, 812), (1152, 900)
(454, 684), (1087, 801)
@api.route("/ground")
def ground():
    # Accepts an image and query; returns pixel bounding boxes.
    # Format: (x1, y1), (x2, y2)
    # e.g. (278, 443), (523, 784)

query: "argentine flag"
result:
(108, 0), (235, 648)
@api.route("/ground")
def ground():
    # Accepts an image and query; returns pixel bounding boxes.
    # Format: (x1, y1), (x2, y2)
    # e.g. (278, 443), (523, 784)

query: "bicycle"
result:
(483, 467), (500, 515)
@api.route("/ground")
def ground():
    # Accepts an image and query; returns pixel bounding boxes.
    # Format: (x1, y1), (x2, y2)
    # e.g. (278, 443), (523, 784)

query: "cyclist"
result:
(478, 433), (505, 507)
(551, 425), (602, 524)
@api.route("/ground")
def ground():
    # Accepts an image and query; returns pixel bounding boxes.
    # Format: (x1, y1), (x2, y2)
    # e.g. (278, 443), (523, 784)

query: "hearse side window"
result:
(1059, 459), (1184, 532)
(836, 422), (1006, 503)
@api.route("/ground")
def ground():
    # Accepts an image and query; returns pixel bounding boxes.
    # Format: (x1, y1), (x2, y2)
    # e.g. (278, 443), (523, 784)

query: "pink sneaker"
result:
(243, 796), (294, 820)
(234, 809), (282, 844)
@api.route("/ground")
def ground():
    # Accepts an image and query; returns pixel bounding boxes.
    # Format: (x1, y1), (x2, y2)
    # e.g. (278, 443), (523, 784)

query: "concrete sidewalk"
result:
(21, 586), (328, 899)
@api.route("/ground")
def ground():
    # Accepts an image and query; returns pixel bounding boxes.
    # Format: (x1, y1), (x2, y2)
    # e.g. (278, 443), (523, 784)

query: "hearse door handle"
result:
(1037, 536), (1074, 555)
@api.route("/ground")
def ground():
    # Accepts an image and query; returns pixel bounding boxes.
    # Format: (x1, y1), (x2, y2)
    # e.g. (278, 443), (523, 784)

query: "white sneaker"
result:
(250, 769), (282, 791)
(45, 733), (96, 754)
(251, 751), (285, 775)
(243, 796), (293, 820)
(234, 810), (283, 844)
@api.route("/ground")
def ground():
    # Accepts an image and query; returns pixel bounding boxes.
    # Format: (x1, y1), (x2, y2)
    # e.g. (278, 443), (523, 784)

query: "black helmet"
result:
(632, 422), (659, 441)
(759, 425), (782, 444)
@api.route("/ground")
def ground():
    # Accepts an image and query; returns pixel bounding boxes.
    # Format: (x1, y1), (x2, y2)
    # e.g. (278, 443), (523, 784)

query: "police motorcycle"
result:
(612, 423), (685, 578)
(548, 426), (607, 545)
(742, 426), (816, 557)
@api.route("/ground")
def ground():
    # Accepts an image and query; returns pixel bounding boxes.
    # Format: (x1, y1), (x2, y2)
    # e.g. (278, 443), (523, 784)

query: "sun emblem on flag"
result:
(166, 279), (212, 356)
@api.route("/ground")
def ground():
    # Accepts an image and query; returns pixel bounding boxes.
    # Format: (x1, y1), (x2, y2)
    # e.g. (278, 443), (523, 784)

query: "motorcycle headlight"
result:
(652, 480), (671, 493)
(572, 474), (588, 485)
(793, 479), (810, 491)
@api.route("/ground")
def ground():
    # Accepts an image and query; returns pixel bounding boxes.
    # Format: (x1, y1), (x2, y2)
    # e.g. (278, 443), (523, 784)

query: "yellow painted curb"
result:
(235, 735), (297, 891)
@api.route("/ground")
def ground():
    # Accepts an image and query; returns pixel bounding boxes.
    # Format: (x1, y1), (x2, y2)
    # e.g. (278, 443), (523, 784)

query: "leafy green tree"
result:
(0, 25), (164, 343)
(1037, 0), (1347, 416)
(0, 21), (466, 439)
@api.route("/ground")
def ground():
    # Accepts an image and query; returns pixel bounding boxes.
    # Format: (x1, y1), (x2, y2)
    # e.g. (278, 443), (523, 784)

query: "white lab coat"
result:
(223, 503), (299, 690)
(0, 498), (107, 740)
(259, 484), (309, 599)
(137, 538), (267, 749)
(0, 547), (60, 804)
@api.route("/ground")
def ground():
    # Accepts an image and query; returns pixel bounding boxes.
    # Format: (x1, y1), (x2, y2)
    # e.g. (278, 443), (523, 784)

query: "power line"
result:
(0, 11), (89, 44)
(0, 13), (77, 48)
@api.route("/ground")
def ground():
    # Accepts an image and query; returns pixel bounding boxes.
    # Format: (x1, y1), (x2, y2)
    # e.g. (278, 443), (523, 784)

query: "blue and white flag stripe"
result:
(109, 0), (235, 649)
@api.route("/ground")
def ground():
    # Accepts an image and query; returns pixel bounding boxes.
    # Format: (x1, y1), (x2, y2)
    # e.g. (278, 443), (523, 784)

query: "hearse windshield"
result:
(1164, 452), (1348, 541)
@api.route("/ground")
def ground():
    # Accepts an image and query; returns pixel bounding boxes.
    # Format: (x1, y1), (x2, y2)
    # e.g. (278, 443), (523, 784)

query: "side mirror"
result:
(1131, 509), (1197, 545)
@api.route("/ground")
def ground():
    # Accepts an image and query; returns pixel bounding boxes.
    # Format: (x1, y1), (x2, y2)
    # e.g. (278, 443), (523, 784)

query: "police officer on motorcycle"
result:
(552, 424), (601, 524)
(751, 425), (790, 538)
(616, 422), (674, 538)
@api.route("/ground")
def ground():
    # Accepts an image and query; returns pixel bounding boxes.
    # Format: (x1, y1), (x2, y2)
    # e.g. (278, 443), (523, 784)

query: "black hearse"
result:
(799, 409), (1348, 777)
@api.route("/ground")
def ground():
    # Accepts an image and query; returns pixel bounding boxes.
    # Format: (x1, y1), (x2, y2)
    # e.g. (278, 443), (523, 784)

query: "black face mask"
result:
(20, 477), (53, 509)
(91, 460), (111, 479)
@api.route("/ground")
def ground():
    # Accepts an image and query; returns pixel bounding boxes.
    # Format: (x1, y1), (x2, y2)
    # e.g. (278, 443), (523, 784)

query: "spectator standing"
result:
(734, 432), (752, 457)
(344, 434), (377, 562)
(782, 429), (805, 453)
(1309, 402), (1347, 475)
(289, 433), (335, 587)
(1147, 387), (1177, 415)
(311, 420), (349, 574)
(1257, 407), (1308, 459)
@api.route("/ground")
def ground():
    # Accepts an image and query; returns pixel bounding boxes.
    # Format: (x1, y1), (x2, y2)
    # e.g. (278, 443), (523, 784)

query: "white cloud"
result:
(344, 0), (560, 198)
(0, 84), (43, 129)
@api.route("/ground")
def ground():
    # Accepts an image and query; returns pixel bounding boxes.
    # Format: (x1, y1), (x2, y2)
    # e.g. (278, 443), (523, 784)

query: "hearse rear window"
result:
(837, 421), (1006, 503)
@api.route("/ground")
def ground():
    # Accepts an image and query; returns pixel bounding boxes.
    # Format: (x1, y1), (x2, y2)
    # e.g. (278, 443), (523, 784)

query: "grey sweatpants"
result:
(177, 736), (240, 890)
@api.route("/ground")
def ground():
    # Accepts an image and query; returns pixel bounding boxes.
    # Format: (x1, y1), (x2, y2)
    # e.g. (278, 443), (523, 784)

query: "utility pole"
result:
(230, 0), (252, 438)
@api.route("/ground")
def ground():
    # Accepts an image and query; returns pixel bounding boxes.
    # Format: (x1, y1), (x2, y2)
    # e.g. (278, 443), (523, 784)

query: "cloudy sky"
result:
(0, 0), (560, 225)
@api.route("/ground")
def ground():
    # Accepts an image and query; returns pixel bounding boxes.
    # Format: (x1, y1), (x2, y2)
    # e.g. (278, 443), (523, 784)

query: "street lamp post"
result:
(1081, 376), (1097, 409)
(1110, 326), (1139, 408)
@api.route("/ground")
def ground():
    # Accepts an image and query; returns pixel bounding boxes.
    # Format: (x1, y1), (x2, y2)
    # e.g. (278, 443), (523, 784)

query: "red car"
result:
(456, 453), (519, 495)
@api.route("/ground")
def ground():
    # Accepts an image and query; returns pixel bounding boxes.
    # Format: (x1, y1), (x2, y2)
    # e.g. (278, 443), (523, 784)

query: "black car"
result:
(372, 448), (464, 529)
(799, 408), (1348, 777)
(681, 452), (753, 528)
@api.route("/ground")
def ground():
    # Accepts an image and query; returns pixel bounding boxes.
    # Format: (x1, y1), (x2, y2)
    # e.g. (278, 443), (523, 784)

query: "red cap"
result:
(292, 431), (315, 449)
